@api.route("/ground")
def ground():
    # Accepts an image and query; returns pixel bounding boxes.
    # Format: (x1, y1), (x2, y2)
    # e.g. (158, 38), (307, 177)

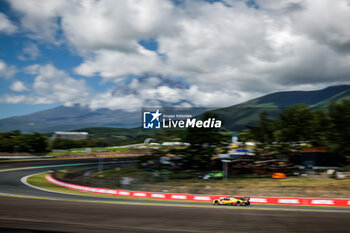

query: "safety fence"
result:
(56, 153), (145, 159)
(46, 175), (350, 207)
(52, 170), (350, 198)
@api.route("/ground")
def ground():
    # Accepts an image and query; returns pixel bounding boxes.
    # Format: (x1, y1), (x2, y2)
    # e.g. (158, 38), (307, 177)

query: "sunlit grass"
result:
(26, 173), (206, 203)
(157, 176), (350, 191)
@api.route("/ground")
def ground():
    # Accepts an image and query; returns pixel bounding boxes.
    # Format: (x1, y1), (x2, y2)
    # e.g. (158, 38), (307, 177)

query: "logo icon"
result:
(143, 109), (162, 129)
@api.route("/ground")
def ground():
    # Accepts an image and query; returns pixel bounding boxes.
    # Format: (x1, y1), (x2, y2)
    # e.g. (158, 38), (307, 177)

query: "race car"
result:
(212, 196), (250, 206)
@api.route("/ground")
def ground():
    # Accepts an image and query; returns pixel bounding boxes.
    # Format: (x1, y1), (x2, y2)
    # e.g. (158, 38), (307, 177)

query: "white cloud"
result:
(18, 42), (41, 60)
(10, 81), (29, 92)
(74, 46), (163, 79)
(9, 0), (175, 48)
(5, 0), (350, 110)
(0, 60), (17, 79)
(160, 0), (350, 93)
(0, 94), (28, 104)
(1, 64), (90, 105)
(0, 13), (17, 34)
(79, 76), (243, 111)
(72, 0), (350, 101)
(61, 0), (175, 53)
(8, 0), (68, 41)
(30, 64), (90, 104)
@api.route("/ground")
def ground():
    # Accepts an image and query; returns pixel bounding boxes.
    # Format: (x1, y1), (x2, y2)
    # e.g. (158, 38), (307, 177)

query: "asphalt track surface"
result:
(0, 158), (349, 233)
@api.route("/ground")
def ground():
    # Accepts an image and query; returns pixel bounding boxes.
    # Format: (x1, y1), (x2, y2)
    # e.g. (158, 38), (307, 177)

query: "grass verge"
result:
(26, 173), (350, 208)
(26, 173), (205, 203)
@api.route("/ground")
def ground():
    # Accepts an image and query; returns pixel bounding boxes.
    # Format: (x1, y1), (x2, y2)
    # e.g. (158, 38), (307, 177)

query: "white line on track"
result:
(0, 167), (33, 172)
(20, 172), (97, 198)
(21, 172), (59, 193)
(3, 165), (350, 213)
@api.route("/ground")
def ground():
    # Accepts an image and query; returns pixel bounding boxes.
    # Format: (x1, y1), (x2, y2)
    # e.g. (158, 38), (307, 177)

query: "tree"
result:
(48, 138), (109, 150)
(249, 112), (276, 144)
(310, 110), (330, 146)
(49, 138), (79, 150)
(328, 100), (350, 156)
(182, 112), (224, 170)
(15, 133), (48, 152)
(248, 112), (278, 157)
(0, 131), (48, 153)
(249, 105), (332, 158)
(277, 104), (315, 142)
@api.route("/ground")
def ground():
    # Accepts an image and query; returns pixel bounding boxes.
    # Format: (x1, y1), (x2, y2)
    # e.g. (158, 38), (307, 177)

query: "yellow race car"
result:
(212, 196), (250, 206)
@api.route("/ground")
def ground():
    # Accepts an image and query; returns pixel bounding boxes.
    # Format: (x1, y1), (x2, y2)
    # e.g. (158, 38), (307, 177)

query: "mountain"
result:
(0, 105), (210, 133)
(0, 85), (349, 133)
(208, 85), (350, 131)
(0, 105), (142, 133)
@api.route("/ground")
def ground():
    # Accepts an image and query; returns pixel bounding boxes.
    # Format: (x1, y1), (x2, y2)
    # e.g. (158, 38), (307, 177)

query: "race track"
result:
(0, 158), (349, 232)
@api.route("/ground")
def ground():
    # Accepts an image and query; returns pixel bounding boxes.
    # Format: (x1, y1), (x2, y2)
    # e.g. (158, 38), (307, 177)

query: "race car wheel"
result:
(214, 201), (219, 205)
(246, 201), (250, 206)
(236, 201), (241, 206)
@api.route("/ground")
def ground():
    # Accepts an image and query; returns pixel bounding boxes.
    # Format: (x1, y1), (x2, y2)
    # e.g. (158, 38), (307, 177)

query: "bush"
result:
(168, 172), (194, 179)
(0, 131), (48, 153)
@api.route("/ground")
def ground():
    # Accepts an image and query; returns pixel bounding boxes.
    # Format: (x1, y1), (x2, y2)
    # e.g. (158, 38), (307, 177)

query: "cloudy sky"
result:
(0, 0), (350, 118)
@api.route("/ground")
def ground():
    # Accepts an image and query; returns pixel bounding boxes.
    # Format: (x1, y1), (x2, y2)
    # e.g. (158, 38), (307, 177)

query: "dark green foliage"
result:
(153, 129), (187, 142)
(328, 100), (350, 156)
(249, 112), (276, 144)
(159, 112), (225, 171)
(48, 138), (108, 150)
(249, 100), (350, 161)
(182, 112), (224, 170)
(310, 110), (330, 146)
(277, 104), (315, 142)
(248, 112), (278, 156)
(72, 127), (154, 145)
(168, 172), (194, 179)
(0, 131), (48, 152)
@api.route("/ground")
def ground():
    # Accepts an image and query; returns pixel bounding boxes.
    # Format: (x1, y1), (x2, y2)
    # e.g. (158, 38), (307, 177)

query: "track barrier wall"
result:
(46, 175), (350, 207)
(57, 154), (145, 159)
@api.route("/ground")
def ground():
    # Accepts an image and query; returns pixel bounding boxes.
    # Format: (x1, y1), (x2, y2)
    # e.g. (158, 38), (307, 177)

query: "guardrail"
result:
(57, 153), (145, 159)
(52, 170), (350, 198)
(46, 175), (350, 207)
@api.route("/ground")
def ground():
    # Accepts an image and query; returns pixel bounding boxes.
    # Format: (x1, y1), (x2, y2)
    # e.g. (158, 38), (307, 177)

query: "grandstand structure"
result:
(52, 131), (88, 140)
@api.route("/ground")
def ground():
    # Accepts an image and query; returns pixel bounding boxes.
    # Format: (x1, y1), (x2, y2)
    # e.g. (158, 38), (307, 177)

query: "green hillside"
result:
(71, 126), (187, 144)
(70, 127), (154, 144)
(311, 89), (350, 110)
(208, 85), (350, 131)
